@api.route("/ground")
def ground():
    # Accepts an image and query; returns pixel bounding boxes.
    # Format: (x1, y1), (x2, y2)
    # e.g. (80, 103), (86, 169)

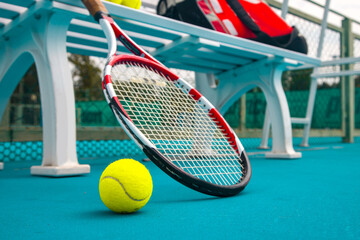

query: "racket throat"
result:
(117, 34), (142, 56)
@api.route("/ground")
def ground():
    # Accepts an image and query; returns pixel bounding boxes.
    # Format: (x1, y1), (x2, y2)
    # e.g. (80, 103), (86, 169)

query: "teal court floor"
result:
(1, 141), (359, 239)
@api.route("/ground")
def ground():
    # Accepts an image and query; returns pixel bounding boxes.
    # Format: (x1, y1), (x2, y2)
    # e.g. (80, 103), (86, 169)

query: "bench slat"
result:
(67, 31), (164, 50)
(162, 61), (218, 73)
(1, 0), (36, 8)
(67, 45), (107, 58)
(115, 19), (185, 42)
(205, 44), (266, 61)
(193, 48), (253, 65)
(0, 9), (20, 20)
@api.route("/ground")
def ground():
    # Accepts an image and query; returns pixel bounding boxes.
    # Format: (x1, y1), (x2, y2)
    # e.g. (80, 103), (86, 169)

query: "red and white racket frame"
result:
(97, 13), (251, 196)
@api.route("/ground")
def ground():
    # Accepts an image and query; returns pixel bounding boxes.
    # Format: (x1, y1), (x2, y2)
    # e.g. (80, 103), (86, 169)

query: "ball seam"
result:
(101, 176), (150, 201)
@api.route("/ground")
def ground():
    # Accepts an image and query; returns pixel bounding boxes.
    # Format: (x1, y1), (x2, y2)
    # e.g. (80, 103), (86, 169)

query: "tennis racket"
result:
(82, 0), (251, 197)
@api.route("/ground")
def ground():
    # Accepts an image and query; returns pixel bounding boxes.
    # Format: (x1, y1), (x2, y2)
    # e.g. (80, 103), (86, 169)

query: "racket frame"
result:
(83, 1), (251, 196)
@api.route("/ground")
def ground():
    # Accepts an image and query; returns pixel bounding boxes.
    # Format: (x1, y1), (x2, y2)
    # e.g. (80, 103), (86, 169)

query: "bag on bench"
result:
(156, 0), (308, 54)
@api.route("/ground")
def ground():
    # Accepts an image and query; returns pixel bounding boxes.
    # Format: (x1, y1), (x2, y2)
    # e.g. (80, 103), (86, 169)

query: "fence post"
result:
(341, 18), (355, 143)
(0, 103), (10, 128)
(240, 95), (247, 131)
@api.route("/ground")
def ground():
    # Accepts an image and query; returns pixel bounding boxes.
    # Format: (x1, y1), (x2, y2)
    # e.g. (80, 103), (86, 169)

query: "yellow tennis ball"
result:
(99, 159), (153, 213)
(106, 0), (123, 5)
(121, 0), (142, 9)
(106, 0), (141, 9)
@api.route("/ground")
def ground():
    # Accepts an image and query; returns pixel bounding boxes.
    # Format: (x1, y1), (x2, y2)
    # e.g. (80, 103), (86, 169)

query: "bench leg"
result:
(260, 65), (301, 158)
(0, 11), (90, 176)
(29, 12), (90, 176)
(196, 61), (301, 158)
(258, 106), (271, 149)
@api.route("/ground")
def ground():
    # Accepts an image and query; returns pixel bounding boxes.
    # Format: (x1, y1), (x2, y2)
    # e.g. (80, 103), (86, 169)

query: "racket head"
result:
(103, 54), (251, 197)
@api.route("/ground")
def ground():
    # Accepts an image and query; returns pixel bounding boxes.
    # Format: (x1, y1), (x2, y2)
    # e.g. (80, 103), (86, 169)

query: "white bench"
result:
(0, 0), (320, 176)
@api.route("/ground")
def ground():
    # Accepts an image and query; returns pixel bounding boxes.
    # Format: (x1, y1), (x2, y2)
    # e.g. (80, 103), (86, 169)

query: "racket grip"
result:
(82, 0), (108, 17)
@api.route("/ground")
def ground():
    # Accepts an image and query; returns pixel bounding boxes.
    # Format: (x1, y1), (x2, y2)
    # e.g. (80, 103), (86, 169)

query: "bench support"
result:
(0, 11), (89, 176)
(196, 59), (301, 158)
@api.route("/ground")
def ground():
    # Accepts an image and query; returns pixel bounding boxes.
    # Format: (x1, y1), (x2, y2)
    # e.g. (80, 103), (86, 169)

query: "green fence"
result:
(3, 87), (358, 131)
(223, 88), (351, 130)
(76, 101), (117, 126)
(356, 87), (360, 129)
(74, 88), (357, 130)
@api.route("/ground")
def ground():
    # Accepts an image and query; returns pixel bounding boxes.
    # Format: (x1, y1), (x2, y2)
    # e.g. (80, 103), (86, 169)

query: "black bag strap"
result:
(225, 0), (263, 35)
(157, 0), (182, 20)
(225, 0), (298, 48)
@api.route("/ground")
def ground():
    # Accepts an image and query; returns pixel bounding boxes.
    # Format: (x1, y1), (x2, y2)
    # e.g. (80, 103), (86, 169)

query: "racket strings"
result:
(111, 61), (244, 186)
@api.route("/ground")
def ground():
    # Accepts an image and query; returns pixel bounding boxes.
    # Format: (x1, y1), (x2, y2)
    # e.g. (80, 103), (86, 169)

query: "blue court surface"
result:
(1, 141), (359, 240)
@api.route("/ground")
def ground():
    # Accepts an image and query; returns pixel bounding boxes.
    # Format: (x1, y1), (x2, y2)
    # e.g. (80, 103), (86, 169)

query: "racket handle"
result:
(82, 0), (108, 17)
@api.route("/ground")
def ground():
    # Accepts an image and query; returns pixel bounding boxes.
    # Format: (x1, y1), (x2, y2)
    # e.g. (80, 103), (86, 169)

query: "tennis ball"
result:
(107, 0), (123, 5)
(121, 0), (141, 9)
(99, 159), (153, 213)
(106, 0), (141, 9)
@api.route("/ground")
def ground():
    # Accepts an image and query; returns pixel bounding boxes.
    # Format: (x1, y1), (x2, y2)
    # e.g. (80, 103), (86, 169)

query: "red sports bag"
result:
(157, 0), (308, 54)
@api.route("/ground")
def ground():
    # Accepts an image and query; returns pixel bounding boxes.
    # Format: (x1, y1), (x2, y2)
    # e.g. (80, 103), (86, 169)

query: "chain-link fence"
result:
(1, 0), (359, 162)
(354, 38), (360, 130)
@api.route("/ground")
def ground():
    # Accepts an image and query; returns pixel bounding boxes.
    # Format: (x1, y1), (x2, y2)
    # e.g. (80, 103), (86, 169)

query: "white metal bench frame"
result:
(0, 0), (320, 175)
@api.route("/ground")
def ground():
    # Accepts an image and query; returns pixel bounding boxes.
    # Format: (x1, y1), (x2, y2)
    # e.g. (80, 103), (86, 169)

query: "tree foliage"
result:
(355, 75), (360, 88)
(12, 63), (40, 104)
(68, 54), (102, 100)
(282, 68), (312, 91)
